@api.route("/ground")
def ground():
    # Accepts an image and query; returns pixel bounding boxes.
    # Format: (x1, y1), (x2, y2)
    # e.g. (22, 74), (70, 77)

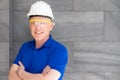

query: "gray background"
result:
(1, 0), (120, 80)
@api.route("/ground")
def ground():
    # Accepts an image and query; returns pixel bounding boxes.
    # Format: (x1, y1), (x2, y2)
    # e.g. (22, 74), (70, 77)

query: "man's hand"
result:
(17, 61), (25, 79)
(42, 65), (51, 75)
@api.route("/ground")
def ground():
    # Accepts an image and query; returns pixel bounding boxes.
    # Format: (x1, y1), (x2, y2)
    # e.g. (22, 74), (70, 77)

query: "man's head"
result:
(27, 1), (54, 41)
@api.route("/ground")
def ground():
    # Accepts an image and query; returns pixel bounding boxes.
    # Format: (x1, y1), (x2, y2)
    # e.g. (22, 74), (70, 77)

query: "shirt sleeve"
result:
(48, 45), (68, 75)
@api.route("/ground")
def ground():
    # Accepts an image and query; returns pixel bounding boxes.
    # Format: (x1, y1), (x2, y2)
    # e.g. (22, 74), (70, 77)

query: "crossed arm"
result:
(8, 61), (61, 80)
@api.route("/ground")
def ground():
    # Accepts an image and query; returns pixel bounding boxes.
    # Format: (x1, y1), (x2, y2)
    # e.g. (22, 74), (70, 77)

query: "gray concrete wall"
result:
(1, 0), (120, 80)
(0, 0), (9, 80)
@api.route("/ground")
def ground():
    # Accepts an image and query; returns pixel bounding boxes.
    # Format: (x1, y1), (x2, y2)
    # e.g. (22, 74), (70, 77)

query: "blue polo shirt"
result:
(13, 36), (68, 80)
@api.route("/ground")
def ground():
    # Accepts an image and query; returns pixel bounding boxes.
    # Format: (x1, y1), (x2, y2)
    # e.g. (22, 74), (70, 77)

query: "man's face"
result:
(29, 16), (54, 41)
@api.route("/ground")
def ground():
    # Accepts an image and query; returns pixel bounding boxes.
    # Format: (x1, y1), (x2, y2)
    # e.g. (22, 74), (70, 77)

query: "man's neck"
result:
(35, 36), (49, 48)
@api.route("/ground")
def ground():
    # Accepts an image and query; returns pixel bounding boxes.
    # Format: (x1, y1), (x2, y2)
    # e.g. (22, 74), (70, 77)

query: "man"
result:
(8, 1), (68, 80)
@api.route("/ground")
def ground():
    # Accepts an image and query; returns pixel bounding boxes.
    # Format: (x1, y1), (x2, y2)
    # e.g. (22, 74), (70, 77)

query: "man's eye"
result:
(41, 22), (47, 25)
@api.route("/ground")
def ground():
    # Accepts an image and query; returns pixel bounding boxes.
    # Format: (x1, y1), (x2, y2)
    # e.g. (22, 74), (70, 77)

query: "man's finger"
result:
(42, 65), (51, 75)
(19, 61), (24, 69)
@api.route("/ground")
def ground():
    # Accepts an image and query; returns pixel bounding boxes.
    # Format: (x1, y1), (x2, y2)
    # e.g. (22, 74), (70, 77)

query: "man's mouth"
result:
(35, 32), (43, 35)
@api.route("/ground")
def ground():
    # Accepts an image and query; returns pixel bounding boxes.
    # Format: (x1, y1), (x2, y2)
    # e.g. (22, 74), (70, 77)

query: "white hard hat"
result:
(27, 1), (54, 20)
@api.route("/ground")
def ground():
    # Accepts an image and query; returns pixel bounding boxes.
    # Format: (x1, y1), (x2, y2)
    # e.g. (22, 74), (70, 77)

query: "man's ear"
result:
(49, 22), (55, 31)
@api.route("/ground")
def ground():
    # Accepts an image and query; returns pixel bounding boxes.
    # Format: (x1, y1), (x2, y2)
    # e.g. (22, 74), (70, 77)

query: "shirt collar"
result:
(30, 35), (54, 49)
(43, 35), (54, 47)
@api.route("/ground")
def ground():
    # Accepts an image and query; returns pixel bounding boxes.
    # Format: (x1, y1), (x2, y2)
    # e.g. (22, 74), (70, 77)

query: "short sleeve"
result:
(48, 46), (68, 75)
(13, 44), (24, 65)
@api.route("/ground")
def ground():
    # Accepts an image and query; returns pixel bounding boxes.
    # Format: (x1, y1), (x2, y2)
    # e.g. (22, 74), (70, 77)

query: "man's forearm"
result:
(18, 62), (60, 80)
(9, 69), (23, 80)
(20, 69), (60, 80)
(21, 71), (44, 80)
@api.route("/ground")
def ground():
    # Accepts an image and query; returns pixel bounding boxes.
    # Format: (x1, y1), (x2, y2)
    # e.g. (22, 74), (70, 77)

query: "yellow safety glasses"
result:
(29, 19), (52, 26)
